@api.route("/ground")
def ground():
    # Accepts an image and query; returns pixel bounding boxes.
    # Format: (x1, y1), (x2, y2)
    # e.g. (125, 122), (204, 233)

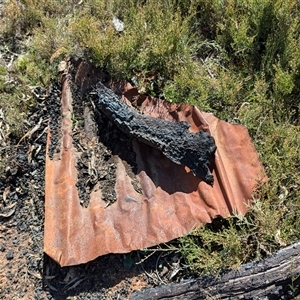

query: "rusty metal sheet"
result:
(44, 65), (266, 267)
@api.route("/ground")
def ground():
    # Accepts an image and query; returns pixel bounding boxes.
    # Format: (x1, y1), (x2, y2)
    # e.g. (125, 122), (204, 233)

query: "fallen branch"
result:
(93, 83), (217, 185)
(130, 242), (300, 299)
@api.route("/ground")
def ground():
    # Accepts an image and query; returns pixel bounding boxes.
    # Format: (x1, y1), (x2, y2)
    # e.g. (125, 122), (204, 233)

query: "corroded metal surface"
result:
(44, 63), (266, 267)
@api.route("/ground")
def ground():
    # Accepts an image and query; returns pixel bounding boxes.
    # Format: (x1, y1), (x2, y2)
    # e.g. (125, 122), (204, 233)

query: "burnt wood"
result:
(93, 83), (216, 185)
(130, 242), (300, 299)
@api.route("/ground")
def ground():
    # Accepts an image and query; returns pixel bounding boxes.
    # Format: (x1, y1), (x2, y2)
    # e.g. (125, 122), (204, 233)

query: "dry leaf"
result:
(2, 187), (10, 202)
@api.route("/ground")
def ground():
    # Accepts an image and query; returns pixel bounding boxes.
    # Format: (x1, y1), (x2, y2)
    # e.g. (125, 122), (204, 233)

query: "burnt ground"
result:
(0, 80), (193, 300)
(71, 82), (142, 208)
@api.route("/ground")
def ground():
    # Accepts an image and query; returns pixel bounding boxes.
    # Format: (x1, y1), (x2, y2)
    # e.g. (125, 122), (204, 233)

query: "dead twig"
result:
(0, 202), (17, 218)
(33, 126), (48, 143)
(17, 118), (43, 146)
(135, 250), (158, 265)
(155, 252), (168, 285)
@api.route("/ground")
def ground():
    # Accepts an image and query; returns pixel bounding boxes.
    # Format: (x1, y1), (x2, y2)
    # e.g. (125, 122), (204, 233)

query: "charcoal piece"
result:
(93, 83), (217, 185)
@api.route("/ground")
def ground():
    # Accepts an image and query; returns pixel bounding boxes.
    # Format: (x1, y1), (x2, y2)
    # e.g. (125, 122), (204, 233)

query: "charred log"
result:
(92, 83), (217, 185)
(130, 242), (300, 300)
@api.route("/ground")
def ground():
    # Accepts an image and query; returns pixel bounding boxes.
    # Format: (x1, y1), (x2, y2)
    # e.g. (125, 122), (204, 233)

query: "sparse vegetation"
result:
(0, 0), (299, 276)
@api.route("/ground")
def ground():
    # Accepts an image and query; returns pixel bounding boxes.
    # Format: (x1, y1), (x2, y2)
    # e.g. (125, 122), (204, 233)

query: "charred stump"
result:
(92, 83), (216, 185)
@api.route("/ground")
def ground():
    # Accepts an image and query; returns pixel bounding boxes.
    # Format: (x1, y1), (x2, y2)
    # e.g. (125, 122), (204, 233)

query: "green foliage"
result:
(70, 0), (193, 93)
(179, 218), (249, 274)
(0, 91), (33, 137)
(0, 54), (33, 137)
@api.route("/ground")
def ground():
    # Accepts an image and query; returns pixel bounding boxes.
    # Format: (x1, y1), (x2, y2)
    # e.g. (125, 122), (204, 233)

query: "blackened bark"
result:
(130, 242), (300, 300)
(93, 83), (217, 185)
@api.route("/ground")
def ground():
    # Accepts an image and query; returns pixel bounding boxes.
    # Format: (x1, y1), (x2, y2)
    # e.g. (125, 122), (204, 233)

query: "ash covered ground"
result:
(0, 79), (192, 300)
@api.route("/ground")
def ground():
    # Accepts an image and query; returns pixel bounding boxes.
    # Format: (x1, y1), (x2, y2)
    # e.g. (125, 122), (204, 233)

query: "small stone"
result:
(17, 293), (25, 298)
(18, 222), (27, 232)
(6, 271), (13, 280)
(160, 266), (169, 277)
(0, 245), (5, 252)
(6, 250), (14, 260)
